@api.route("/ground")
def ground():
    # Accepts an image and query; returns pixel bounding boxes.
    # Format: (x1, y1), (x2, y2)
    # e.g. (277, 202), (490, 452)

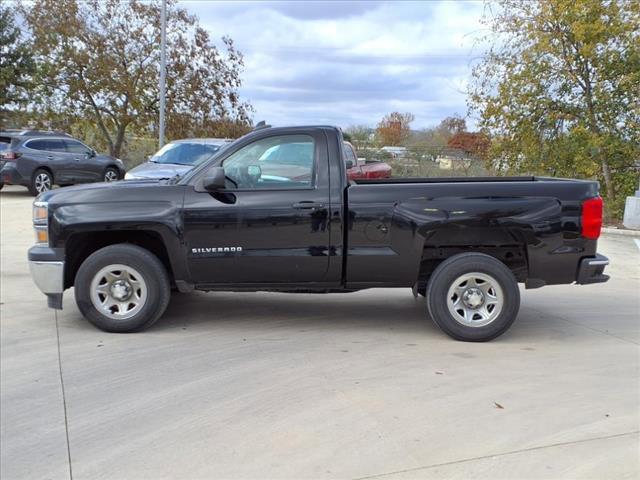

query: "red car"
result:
(344, 141), (392, 180)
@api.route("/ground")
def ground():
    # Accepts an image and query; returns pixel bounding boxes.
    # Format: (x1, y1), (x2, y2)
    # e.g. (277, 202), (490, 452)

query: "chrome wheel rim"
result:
(90, 264), (148, 320)
(104, 170), (118, 182)
(446, 272), (504, 327)
(35, 173), (51, 193)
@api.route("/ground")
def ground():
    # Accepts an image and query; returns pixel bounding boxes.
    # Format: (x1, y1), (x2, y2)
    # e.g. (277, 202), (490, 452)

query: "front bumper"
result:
(28, 246), (65, 309)
(576, 253), (610, 284)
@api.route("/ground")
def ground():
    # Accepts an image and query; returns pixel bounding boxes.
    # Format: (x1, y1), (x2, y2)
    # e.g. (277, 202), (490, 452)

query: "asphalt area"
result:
(1, 184), (639, 479)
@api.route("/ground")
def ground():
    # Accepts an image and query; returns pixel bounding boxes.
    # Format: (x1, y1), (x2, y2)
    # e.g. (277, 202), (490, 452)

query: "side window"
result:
(222, 135), (315, 189)
(47, 140), (68, 152)
(25, 139), (50, 151)
(64, 140), (90, 154)
(344, 144), (357, 165)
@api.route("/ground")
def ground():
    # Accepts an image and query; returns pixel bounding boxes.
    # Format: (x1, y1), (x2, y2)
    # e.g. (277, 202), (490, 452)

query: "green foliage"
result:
(470, 0), (640, 220)
(21, 0), (251, 157)
(0, 1), (36, 123)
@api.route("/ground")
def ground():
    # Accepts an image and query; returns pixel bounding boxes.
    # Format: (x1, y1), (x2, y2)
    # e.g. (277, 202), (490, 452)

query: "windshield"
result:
(150, 142), (222, 166)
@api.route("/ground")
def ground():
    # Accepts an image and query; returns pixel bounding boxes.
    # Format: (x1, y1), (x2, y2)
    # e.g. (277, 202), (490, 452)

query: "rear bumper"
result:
(0, 163), (29, 186)
(576, 254), (610, 284)
(28, 246), (65, 309)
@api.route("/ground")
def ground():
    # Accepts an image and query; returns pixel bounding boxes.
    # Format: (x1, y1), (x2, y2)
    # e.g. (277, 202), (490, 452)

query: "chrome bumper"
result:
(29, 260), (64, 294)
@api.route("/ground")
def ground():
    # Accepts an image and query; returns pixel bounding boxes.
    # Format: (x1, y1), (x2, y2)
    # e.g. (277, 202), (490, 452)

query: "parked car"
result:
(125, 138), (231, 180)
(0, 133), (125, 195)
(28, 125), (608, 341)
(343, 141), (392, 180)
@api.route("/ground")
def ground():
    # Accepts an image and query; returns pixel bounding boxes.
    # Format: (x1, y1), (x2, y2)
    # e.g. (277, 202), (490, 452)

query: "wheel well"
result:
(34, 166), (53, 181)
(64, 231), (174, 289)
(416, 245), (527, 294)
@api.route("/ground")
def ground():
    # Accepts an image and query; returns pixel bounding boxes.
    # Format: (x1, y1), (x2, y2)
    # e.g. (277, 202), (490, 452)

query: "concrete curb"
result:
(602, 227), (640, 237)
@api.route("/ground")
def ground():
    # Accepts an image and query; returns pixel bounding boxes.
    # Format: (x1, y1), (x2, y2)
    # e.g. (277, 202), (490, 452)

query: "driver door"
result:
(63, 139), (99, 182)
(182, 132), (332, 285)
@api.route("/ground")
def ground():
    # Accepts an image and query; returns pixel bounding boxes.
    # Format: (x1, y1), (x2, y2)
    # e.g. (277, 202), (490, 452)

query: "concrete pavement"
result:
(1, 185), (639, 479)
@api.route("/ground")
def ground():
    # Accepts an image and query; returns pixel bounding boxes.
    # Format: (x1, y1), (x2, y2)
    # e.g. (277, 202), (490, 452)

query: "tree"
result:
(345, 125), (373, 150)
(0, 2), (36, 123)
(376, 112), (414, 146)
(439, 116), (466, 137)
(406, 115), (468, 160)
(22, 0), (251, 157)
(470, 0), (640, 218)
(447, 131), (490, 160)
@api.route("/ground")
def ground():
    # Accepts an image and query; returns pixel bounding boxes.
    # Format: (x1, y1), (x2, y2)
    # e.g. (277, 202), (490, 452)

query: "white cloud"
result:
(179, 0), (485, 129)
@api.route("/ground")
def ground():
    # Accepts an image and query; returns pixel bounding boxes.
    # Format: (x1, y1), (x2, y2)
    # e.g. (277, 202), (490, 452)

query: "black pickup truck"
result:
(28, 125), (609, 341)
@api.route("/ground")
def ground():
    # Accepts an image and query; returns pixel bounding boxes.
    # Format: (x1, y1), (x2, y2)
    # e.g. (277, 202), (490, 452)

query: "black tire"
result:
(29, 168), (53, 196)
(103, 167), (120, 182)
(75, 244), (171, 332)
(426, 253), (520, 342)
(0, 183), (4, 190)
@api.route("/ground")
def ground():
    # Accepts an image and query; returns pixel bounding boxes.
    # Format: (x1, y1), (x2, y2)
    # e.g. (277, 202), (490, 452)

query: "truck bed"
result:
(353, 176), (536, 184)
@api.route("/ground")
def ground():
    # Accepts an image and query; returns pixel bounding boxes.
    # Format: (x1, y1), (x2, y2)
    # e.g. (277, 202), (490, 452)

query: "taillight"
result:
(581, 196), (603, 239)
(1, 151), (20, 161)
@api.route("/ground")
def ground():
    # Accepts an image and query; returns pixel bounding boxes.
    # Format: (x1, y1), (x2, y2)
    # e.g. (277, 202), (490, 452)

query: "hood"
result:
(37, 178), (165, 203)
(126, 161), (193, 179)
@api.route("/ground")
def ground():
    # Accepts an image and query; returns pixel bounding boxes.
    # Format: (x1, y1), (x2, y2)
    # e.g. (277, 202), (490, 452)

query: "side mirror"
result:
(202, 167), (226, 191)
(345, 159), (354, 169)
(88, 149), (97, 158)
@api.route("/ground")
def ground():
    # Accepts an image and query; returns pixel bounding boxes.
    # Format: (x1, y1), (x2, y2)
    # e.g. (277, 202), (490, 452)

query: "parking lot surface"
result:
(1, 185), (639, 480)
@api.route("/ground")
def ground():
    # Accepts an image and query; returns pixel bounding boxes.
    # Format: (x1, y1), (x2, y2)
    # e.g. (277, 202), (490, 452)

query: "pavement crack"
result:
(351, 430), (640, 480)
(55, 310), (74, 480)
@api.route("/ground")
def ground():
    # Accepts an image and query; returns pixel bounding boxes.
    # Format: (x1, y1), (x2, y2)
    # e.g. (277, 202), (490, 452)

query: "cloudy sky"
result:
(180, 0), (487, 129)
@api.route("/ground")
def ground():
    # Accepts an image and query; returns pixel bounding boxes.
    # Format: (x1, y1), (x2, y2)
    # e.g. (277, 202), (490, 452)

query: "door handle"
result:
(47, 155), (54, 160)
(292, 201), (325, 210)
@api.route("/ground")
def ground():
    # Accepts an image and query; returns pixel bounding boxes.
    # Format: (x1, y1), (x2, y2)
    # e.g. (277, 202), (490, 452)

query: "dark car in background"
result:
(0, 130), (125, 195)
(125, 138), (231, 180)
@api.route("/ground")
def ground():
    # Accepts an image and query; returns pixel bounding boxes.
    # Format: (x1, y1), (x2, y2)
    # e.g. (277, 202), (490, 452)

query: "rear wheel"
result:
(103, 167), (119, 182)
(426, 253), (520, 342)
(29, 169), (53, 196)
(75, 244), (171, 332)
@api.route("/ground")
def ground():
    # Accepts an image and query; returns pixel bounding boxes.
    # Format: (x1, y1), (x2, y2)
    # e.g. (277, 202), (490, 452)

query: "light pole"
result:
(159, 0), (166, 148)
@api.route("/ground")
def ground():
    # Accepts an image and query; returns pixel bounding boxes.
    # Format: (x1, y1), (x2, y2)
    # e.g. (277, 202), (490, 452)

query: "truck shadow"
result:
(155, 290), (567, 342)
(160, 290), (440, 335)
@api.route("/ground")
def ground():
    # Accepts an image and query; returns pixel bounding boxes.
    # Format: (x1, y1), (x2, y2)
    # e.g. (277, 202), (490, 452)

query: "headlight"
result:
(33, 201), (49, 245)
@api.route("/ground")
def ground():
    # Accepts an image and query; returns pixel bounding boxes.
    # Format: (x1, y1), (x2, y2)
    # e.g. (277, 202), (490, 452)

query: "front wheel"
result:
(29, 169), (53, 196)
(103, 167), (120, 182)
(75, 244), (171, 332)
(426, 253), (520, 342)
